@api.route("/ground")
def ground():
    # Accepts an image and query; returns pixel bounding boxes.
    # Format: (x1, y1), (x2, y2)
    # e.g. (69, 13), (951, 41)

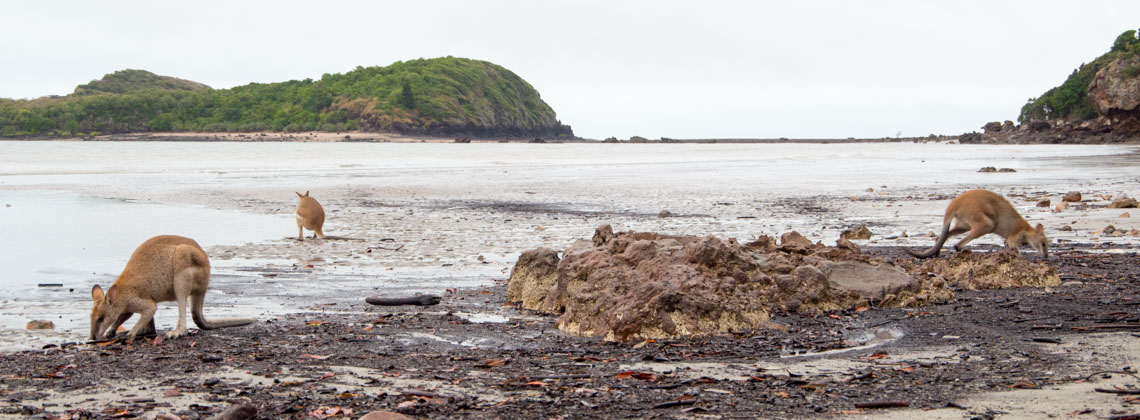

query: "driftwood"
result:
(366, 295), (441, 306)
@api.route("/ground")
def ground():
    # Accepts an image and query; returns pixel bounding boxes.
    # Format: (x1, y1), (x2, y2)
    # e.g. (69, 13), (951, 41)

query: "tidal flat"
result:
(0, 140), (1137, 418)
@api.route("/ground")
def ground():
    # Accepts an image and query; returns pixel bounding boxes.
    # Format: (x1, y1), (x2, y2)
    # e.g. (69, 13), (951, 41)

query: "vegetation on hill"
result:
(0, 57), (572, 138)
(1019, 29), (1140, 122)
(73, 69), (211, 95)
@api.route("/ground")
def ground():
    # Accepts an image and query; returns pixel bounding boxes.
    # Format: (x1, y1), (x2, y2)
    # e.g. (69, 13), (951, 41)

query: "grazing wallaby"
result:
(295, 191), (325, 240)
(908, 189), (1048, 259)
(90, 235), (255, 341)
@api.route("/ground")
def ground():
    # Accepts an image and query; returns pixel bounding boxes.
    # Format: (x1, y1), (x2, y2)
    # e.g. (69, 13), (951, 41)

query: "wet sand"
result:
(0, 141), (1138, 417)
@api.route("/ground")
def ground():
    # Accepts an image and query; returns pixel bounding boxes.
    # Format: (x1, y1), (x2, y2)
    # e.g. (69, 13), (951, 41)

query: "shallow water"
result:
(0, 190), (289, 291)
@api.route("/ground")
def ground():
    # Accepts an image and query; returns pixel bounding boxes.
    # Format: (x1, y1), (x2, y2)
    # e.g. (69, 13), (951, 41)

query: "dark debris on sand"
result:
(1, 245), (1137, 419)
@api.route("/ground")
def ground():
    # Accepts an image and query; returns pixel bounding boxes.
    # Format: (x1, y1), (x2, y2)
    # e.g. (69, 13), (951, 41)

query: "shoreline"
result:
(4, 129), (1140, 144)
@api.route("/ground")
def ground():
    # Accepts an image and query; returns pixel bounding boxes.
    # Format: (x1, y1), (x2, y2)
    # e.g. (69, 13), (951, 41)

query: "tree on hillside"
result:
(399, 82), (415, 110)
(1111, 29), (1138, 53)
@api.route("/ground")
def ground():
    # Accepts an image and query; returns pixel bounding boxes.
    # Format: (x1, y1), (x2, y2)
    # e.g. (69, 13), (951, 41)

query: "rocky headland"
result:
(962, 29), (1140, 144)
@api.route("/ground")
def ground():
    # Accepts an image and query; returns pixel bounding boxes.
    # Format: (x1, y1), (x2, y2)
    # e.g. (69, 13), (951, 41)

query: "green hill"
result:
(0, 57), (573, 138)
(73, 69), (211, 95)
(1019, 29), (1140, 122)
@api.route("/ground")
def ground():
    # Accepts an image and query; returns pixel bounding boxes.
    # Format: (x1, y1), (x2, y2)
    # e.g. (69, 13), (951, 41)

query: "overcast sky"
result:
(2, 1), (1138, 139)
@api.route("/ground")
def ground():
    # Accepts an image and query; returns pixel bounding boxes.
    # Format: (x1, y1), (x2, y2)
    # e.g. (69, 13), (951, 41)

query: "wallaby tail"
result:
(908, 219), (952, 259)
(190, 294), (254, 330)
(192, 312), (256, 330)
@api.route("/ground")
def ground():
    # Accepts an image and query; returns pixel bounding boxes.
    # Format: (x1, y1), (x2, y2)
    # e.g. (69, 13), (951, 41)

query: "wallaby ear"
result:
(106, 285), (119, 305)
(1035, 223), (1045, 234)
(91, 285), (104, 302)
(296, 191), (303, 198)
(304, 190), (310, 197)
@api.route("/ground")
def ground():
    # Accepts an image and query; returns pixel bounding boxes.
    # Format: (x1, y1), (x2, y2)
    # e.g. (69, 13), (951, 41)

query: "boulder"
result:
(1027, 121), (1051, 132)
(998, 168), (1016, 173)
(1063, 191), (1082, 202)
(1109, 197), (1138, 208)
(1002, 120), (1016, 131)
(840, 224), (873, 240)
(982, 121), (1002, 133)
(978, 166), (997, 173)
(818, 261), (919, 300)
(506, 248), (561, 311)
(1036, 199), (1051, 208)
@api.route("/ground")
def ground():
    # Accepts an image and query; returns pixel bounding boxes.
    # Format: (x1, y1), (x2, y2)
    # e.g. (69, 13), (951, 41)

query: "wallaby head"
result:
(90, 284), (123, 340)
(1023, 223), (1049, 258)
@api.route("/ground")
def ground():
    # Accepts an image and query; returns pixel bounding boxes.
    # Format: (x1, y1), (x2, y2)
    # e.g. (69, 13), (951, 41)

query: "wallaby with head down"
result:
(90, 235), (255, 341)
(295, 191), (325, 240)
(908, 189), (1048, 259)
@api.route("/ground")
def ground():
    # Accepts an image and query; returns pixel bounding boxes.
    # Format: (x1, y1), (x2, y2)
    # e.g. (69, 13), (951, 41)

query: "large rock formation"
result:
(507, 226), (1060, 341)
(1088, 54), (1140, 118)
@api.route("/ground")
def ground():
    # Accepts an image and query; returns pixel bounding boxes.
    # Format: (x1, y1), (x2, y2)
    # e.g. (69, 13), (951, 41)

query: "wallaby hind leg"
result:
(166, 272), (193, 339)
(314, 227), (324, 239)
(954, 222), (993, 252)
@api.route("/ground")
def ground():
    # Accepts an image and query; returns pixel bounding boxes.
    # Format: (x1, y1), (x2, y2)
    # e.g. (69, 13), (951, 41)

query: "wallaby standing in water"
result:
(295, 191), (325, 240)
(908, 189), (1048, 259)
(90, 235), (255, 341)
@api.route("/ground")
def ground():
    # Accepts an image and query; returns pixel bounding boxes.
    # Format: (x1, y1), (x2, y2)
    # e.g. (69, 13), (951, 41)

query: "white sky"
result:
(2, 1), (1138, 139)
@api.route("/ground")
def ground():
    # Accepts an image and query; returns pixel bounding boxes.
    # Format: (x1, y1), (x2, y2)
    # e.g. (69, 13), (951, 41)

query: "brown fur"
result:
(909, 189), (1049, 259)
(90, 235), (254, 341)
(295, 191), (325, 240)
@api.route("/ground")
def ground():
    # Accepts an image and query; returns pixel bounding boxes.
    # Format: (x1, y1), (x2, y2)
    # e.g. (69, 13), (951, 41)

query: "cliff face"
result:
(1088, 53), (1140, 132)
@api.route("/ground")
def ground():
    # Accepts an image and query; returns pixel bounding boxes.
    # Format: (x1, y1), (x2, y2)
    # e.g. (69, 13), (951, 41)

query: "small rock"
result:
(205, 403), (257, 420)
(1109, 197), (1138, 208)
(1054, 202), (1069, 212)
(26, 320), (54, 330)
(1036, 199), (1050, 208)
(1128, 229), (1139, 236)
(1063, 191), (1082, 202)
(360, 411), (411, 420)
(840, 224), (873, 240)
(1103, 225), (1116, 235)
(658, 210), (673, 218)
(998, 168), (1016, 173)
(977, 166), (997, 173)
(865, 188), (874, 192)
(1058, 225), (1073, 231)
(1120, 212), (1131, 218)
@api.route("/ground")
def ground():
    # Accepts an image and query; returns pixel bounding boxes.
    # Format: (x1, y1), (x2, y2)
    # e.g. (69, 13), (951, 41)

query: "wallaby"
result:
(908, 189), (1048, 259)
(90, 235), (255, 341)
(295, 191), (325, 240)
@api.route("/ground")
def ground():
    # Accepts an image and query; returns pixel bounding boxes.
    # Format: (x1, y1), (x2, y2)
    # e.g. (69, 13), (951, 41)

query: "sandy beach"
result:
(0, 140), (1138, 418)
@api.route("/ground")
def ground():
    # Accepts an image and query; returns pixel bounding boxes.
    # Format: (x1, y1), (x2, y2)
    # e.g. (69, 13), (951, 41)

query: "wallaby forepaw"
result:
(165, 328), (188, 339)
